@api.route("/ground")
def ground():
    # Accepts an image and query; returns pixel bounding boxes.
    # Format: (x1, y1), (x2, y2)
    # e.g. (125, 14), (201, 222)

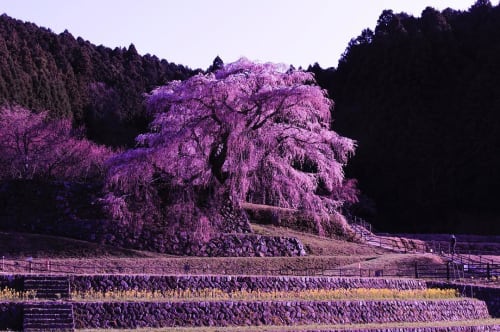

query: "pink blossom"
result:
(0, 106), (114, 181)
(104, 58), (356, 230)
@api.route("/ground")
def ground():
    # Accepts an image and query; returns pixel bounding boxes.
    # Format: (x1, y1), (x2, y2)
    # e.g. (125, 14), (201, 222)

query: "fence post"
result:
(26, 257), (33, 273)
(1, 256), (3, 271)
(446, 262), (450, 281)
(414, 262), (419, 278)
(487, 263), (491, 280)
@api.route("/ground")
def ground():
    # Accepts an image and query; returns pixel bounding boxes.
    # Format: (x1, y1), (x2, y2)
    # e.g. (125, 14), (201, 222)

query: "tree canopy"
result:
(103, 59), (356, 236)
(0, 107), (113, 181)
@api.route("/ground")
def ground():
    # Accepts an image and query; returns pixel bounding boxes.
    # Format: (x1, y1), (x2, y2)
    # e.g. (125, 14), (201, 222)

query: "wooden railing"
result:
(1, 256), (498, 281)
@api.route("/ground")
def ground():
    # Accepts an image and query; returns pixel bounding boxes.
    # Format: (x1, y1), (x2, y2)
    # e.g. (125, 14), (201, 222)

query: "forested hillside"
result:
(311, 0), (500, 234)
(0, 14), (196, 146)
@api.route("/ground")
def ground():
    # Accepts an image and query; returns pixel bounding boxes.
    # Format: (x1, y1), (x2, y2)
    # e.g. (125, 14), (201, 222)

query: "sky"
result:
(0, 0), (479, 70)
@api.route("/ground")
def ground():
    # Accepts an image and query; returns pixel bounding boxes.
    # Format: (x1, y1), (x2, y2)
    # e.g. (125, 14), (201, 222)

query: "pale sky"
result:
(0, 0), (480, 70)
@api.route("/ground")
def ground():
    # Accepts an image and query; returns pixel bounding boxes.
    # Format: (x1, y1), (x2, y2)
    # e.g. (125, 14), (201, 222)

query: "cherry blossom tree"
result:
(0, 106), (114, 181)
(103, 59), (356, 236)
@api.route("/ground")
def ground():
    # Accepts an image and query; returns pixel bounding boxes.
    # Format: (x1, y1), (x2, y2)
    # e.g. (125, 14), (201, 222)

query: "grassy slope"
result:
(250, 224), (387, 256)
(0, 231), (159, 258)
(0, 224), (450, 276)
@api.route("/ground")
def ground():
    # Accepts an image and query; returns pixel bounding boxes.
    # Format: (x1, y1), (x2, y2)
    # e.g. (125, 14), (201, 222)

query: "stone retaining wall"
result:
(69, 275), (427, 293)
(73, 299), (490, 329)
(427, 281), (500, 318)
(0, 274), (428, 294)
(0, 300), (494, 331)
(144, 233), (306, 257)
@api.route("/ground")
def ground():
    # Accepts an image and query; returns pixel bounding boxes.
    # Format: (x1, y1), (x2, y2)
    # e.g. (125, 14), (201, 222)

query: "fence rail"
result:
(348, 220), (498, 271)
(1, 256), (499, 281)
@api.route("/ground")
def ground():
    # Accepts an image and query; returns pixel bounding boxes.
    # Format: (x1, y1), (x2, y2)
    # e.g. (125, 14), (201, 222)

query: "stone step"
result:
(25, 317), (73, 322)
(24, 281), (69, 287)
(24, 276), (69, 281)
(25, 315), (73, 320)
(24, 279), (68, 284)
(23, 303), (74, 332)
(24, 319), (74, 325)
(24, 303), (73, 309)
(24, 315), (73, 324)
(25, 311), (73, 316)
(25, 308), (73, 311)
(24, 323), (74, 327)
(24, 275), (69, 279)
(25, 312), (73, 316)
(24, 325), (74, 331)
(24, 276), (70, 299)
(24, 280), (69, 287)
(24, 280), (69, 285)
(25, 313), (73, 317)
(26, 286), (69, 290)
(25, 310), (73, 315)
(24, 321), (74, 327)
(26, 286), (69, 291)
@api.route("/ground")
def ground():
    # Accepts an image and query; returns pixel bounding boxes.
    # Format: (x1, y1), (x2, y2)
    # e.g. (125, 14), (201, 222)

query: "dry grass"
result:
(250, 224), (389, 256)
(71, 287), (458, 302)
(340, 253), (446, 271)
(0, 288), (36, 301)
(243, 203), (356, 240)
(0, 231), (158, 258)
(2, 255), (379, 275)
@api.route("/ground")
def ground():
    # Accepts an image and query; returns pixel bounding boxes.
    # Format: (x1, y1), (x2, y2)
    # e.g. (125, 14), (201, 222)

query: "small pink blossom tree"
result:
(0, 106), (114, 181)
(103, 59), (356, 236)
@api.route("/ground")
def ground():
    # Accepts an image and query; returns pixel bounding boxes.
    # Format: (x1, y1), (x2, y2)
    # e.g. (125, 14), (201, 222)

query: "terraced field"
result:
(1, 225), (499, 331)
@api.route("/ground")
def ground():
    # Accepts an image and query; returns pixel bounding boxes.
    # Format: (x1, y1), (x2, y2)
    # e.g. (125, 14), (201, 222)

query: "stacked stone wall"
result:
(73, 299), (490, 329)
(428, 281), (500, 318)
(69, 275), (427, 293)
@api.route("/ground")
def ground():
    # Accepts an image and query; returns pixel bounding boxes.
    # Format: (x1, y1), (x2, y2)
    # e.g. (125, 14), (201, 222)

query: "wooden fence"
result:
(1, 256), (498, 281)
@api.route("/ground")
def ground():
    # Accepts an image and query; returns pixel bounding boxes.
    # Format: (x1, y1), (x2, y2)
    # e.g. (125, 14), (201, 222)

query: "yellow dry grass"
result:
(71, 287), (458, 302)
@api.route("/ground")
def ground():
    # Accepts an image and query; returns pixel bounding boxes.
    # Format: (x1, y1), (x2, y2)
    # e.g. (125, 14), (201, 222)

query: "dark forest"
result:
(311, 0), (500, 234)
